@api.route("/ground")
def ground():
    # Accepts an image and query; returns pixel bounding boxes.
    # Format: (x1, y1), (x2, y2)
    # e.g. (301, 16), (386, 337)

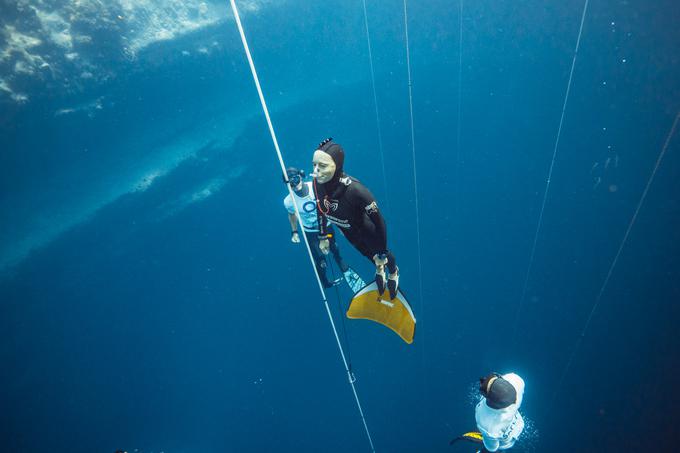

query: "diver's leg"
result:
(359, 214), (398, 294)
(342, 230), (374, 261)
(351, 224), (397, 274)
(305, 230), (332, 287)
(332, 230), (366, 292)
(382, 250), (399, 298)
(385, 250), (397, 274)
(343, 230), (391, 294)
(327, 227), (349, 273)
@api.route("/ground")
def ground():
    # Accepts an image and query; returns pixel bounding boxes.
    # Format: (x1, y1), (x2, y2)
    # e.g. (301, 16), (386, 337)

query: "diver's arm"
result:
(314, 190), (331, 253)
(315, 189), (329, 238)
(288, 212), (299, 233)
(317, 212), (329, 237)
(284, 196), (300, 242)
(288, 212), (301, 243)
(366, 207), (388, 252)
(352, 184), (387, 251)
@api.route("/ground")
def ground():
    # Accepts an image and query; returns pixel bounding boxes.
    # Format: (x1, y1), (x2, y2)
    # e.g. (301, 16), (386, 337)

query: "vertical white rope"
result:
(361, 0), (389, 215)
(512, 0), (590, 343)
(553, 111), (680, 399)
(228, 2), (375, 450)
(403, 0), (424, 330)
(402, 0), (428, 420)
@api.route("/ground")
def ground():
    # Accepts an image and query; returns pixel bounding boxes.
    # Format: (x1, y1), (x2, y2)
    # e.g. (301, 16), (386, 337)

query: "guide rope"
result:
(228, 1), (375, 451)
(402, 0), (429, 422)
(328, 258), (354, 372)
(511, 0), (590, 344)
(402, 1), (424, 313)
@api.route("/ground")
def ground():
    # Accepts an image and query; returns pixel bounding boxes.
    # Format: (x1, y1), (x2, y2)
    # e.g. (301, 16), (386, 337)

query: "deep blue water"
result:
(1, 0), (679, 452)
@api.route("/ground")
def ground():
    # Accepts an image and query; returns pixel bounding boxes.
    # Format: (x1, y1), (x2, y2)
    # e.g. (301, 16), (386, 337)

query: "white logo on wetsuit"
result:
(302, 200), (316, 213)
(326, 214), (350, 229)
(365, 201), (378, 215)
(323, 198), (339, 212)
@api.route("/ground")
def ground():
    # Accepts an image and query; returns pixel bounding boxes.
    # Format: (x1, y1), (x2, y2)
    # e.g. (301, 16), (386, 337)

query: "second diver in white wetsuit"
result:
(475, 372), (525, 452)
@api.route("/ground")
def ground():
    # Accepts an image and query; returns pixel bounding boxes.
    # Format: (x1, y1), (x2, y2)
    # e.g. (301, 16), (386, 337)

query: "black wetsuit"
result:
(315, 174), (397, 274)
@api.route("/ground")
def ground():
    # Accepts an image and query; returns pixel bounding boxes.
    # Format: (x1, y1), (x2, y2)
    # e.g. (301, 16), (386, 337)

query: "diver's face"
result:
(312, 150), (336, 184)
(288, 173), (303, 191)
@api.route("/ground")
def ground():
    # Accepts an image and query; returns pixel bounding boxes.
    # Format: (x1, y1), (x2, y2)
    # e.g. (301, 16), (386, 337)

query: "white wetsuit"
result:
(475, 373), (525, 452)
(284, 181), (328, 232)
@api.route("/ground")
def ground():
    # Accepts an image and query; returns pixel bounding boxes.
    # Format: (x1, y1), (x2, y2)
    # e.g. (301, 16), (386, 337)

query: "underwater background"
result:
(1, 0), (679, 451)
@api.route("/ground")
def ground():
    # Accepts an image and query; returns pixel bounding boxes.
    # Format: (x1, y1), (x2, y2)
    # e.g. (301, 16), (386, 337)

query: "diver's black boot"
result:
(387, 266), (399, 300)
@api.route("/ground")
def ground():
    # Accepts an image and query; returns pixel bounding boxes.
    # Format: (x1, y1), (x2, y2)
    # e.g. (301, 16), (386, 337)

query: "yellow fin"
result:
(461, 432), (483, 442)
(347, 282), (416, 344)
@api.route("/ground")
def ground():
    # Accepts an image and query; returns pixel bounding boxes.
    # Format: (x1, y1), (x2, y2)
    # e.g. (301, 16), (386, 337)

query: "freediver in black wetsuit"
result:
(312, 138), (400, 299)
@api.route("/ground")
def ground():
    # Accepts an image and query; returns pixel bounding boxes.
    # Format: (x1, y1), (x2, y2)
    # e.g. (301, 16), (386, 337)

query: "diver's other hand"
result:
(319, 238), (330, 254)
(291, 231), (300, 243)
